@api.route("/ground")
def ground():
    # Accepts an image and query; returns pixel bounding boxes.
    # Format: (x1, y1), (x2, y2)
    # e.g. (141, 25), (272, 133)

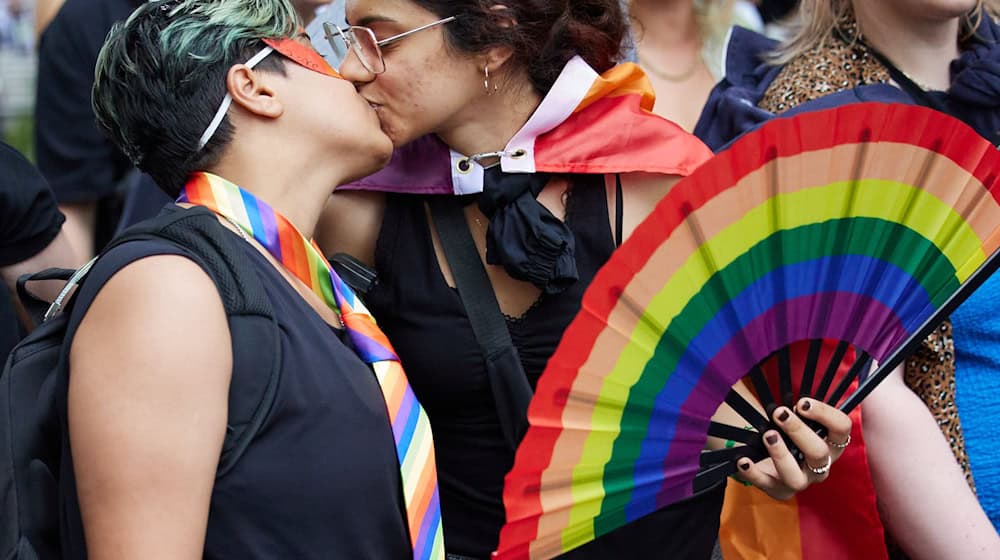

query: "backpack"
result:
(0, 205), (284, 560)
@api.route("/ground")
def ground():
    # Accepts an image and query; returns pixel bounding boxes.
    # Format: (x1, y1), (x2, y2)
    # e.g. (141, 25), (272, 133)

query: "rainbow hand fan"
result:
(495, 103), (1000, 560)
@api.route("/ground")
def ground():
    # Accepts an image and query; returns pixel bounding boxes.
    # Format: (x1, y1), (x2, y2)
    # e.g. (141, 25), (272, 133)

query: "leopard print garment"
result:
(757, 16), (976, 488)
(759, 20), (890, 113)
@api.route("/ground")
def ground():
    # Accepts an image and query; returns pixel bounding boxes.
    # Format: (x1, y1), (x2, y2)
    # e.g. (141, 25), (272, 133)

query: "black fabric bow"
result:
(477, 167), (578, 294)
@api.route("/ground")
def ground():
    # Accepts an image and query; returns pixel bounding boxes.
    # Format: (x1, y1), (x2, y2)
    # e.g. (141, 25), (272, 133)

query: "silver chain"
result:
(220, 214), (252, 244)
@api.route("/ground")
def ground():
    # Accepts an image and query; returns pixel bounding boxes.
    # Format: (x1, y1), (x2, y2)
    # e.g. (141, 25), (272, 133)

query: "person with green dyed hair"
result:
(61, 0), (423, 558)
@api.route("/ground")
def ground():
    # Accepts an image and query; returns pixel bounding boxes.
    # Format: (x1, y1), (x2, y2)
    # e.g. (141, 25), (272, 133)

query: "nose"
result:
(338, 51), (377, 86)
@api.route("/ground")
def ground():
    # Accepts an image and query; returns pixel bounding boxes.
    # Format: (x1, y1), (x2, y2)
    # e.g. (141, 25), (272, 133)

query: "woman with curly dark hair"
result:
(319, 1), (854, 558)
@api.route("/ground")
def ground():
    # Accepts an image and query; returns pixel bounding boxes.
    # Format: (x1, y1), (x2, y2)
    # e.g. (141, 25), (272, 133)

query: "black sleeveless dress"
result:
(368, 175), (725, 559)
(59, 237), (411, 559)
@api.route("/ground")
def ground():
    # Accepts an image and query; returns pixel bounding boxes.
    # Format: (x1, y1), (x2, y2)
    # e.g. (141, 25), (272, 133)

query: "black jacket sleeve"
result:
(0, 142), (65, 266)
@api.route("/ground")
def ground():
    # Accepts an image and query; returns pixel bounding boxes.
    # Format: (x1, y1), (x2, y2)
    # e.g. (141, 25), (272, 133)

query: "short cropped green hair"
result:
(93, 0), (302, 196)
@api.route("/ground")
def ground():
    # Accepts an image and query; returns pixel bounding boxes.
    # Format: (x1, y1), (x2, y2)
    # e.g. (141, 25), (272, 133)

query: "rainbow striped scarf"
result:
(179, 172), (444, 560)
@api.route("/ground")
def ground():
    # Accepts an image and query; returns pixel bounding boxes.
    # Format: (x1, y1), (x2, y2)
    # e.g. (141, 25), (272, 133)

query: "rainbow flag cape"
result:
(345, 56), (713, 195)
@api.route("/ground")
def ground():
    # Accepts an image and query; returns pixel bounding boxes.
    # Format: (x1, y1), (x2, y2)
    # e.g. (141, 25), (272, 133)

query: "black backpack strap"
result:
(615, 173), (624, 248)
(427, 197), (533, 449)
(100, 205), (282, 476)
(15, 268), (78, 326)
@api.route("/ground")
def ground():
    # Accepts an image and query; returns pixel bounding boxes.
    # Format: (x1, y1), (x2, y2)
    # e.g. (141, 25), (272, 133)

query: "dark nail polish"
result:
(800, 399), (812, 411)
(766, 433), (779, 445)
(777, 409), (790, 422)
(739, 461), (751, 471)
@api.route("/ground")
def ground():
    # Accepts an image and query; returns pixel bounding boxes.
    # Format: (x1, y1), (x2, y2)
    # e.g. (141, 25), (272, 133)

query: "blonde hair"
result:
(767, 0), (997, 65)
(694, 0), (739, 44)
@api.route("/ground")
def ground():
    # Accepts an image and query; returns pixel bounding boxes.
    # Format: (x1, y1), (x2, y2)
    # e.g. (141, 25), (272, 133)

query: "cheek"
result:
(373, 71), (438, 144)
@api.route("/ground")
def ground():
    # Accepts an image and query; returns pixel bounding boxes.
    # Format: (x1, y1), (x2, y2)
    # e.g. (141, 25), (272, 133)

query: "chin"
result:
(341, 142), (395, 184)
(374, 138), (395, 168)
(908, 0), (979, 18)
(380, 120), (418, 149)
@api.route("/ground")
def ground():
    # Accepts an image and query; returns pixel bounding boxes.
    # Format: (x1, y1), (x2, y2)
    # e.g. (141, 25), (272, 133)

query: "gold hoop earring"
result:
(484, 66), (499, 96)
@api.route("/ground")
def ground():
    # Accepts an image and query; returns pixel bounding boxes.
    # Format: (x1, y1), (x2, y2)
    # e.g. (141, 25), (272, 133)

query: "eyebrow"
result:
(347, 15), (397, 27)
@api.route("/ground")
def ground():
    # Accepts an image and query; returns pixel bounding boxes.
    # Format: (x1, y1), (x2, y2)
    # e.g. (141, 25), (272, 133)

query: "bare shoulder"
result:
(316, 189), (387, 267)
(68, 254), (232, 556)
(69, 253), (231, 402)
(70, 254), (229, 361)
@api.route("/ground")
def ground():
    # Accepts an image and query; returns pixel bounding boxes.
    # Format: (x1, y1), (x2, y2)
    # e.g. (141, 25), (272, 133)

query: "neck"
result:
(853, 2), (962, 91)
(629, 0), (700, 48)
(207, 146), (347, 240)
(435, 70), (542, 160)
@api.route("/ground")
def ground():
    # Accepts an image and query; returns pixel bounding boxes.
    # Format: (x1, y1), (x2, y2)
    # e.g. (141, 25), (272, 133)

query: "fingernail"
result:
(799, 399), (812, 411)
(777, 408), (790, 422)
(766, 433), (779, 445)
(739, 461), (751, 471)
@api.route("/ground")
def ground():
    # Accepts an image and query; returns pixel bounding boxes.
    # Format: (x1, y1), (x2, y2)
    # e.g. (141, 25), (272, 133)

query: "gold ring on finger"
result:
(826, 434), (851, 449)
(807, 454), (832, 476)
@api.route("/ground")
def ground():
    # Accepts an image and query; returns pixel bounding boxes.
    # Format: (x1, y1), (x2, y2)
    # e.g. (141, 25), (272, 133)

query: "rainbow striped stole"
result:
(179, 172), (444, 560)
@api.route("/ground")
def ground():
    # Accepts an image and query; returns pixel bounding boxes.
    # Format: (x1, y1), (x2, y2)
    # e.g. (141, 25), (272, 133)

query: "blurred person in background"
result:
(0, 141), (76, 359)
(308, 0), (345, 57)
(1, 0), (31, 52)
(34, 0), (160, 260)
(630, 0), (763, 131)
(33, 0), (61, 38)
(294, 0), (333, 25)
(758, 0), (800, 37)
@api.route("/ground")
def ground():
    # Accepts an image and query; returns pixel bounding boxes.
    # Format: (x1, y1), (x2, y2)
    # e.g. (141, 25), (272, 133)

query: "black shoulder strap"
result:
(615, 174), (624, 248)
(427, 197), (533, 448)
(330, 253), (378, 295)
(839, 29), (950, 113)
(867, 47), (948, 112)
(16, 268), (77, 326)
(428, 198), (515, 359)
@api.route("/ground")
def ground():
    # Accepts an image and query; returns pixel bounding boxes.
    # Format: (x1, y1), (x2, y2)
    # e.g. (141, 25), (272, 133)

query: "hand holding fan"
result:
(495, 103), (1000, 560)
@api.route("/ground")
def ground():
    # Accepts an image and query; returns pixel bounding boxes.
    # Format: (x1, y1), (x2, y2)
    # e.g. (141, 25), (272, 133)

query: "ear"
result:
(225, 63), (284, 120)
(483, 44), (515, 72)
(483, 4), (516, 69)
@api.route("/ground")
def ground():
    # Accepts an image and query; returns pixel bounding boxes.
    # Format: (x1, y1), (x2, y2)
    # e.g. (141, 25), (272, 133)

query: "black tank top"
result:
(59, 237), (411, 559)
(369, 175), (725, 559)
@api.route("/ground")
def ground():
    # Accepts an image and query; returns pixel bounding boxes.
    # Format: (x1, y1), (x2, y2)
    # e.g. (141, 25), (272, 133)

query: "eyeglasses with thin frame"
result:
(323, 15), (457, 75)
